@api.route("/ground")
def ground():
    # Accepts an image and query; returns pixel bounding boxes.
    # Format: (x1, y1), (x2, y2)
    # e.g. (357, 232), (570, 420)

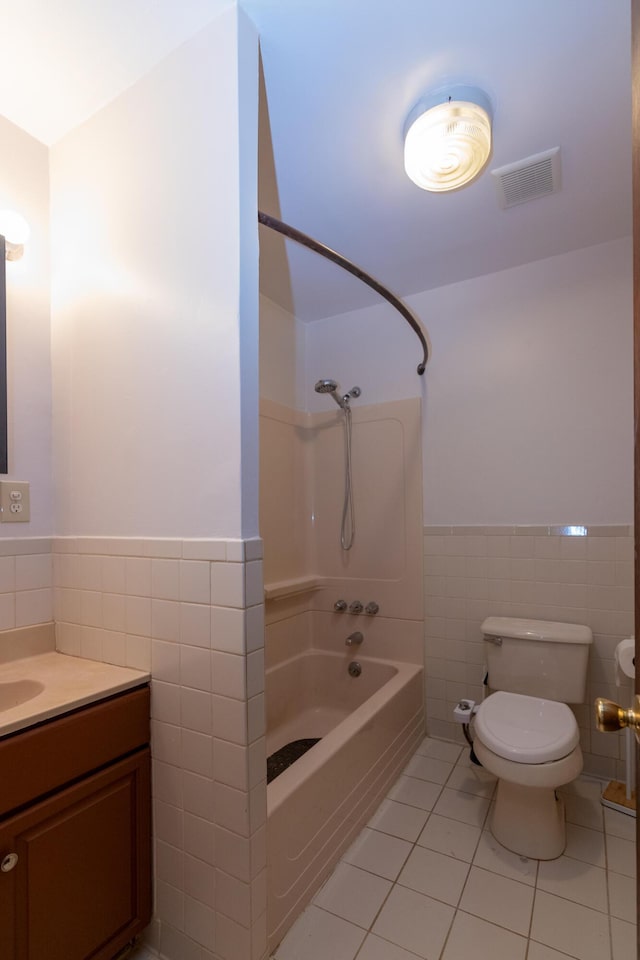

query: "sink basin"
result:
(0, 679), (45, 711)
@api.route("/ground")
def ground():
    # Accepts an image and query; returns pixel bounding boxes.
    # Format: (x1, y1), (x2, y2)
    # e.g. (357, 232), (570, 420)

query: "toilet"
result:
(472, 616), (592, 860)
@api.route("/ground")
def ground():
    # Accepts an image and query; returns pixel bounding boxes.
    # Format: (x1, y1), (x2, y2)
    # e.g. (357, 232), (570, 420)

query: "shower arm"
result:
(258, 211), (428, 376)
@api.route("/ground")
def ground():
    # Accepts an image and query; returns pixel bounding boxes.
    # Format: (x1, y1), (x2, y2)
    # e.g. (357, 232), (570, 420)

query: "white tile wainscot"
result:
(423, 525), (634, 780)
(53, 537), (267, 960)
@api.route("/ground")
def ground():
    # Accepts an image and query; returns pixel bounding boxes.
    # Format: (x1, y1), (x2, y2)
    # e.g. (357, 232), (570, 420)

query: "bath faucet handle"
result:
(334, 600), (348, 612)
(349, 601), (363, 614)
(365, 602), (379, 615)
(345, 631), (364, 646)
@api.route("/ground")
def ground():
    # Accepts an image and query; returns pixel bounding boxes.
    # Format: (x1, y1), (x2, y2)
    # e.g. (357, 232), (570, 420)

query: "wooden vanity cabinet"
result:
(0, 686), (151, 960)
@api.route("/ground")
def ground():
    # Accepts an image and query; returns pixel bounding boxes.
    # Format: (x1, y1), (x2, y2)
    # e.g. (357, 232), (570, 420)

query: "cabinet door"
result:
(0, 748), (151, 960)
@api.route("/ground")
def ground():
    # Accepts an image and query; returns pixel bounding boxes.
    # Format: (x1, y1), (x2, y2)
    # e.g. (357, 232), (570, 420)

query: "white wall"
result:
(50, 5), (259, 539)
(305, 238), (633, 525)
(259, 294), (306, 409)
(0, 115), (52, 536)
(304, 291), (423, 415)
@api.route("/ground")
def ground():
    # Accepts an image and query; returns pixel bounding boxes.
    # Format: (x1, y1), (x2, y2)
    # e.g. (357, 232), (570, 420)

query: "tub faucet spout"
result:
(345, 631), (363, 646)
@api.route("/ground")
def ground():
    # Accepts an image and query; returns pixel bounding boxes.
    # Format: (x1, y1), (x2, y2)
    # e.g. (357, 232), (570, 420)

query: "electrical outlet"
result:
(0, 481), (30, 522)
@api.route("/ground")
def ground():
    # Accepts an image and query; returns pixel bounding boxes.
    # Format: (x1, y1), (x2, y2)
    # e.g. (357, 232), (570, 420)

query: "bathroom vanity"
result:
(0, 646), (151, 960)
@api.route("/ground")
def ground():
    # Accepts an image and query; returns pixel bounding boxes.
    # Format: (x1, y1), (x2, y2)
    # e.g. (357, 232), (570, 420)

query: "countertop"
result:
(0, 651), (150, 738)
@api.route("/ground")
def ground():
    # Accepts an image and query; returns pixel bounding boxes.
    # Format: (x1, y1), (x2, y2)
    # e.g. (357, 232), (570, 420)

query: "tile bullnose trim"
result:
(423, 524), (634, 537)
(50, 536), (264, 563)
(0, 538), (53, 556)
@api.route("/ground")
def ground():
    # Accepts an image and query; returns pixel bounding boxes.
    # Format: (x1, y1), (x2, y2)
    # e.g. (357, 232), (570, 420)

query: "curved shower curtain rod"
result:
(258, 210), (429, 375)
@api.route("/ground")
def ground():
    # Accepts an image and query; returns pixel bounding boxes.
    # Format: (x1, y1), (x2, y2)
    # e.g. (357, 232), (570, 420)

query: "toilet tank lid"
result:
(481, 616), (592, 645)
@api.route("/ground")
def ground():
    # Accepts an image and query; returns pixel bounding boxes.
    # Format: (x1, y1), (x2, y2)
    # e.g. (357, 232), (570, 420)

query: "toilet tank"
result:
(481, 616), (593, 703)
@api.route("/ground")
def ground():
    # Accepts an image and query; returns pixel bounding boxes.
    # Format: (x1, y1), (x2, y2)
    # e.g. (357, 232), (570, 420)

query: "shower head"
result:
(315, 379), (339, 394)
(314, 378), (345, 408)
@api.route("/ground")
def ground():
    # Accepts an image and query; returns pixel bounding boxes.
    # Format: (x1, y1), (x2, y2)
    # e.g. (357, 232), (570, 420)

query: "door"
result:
(634, 0), (640, 954)
(593, 2), (640, 954)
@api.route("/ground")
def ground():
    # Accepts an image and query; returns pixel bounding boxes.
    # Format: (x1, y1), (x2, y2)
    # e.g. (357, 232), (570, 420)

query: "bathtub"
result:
(266, 649), (424, 951)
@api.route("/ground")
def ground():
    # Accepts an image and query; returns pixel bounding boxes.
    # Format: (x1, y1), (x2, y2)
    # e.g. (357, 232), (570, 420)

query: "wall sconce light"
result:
(404, 86), (492, 192)
(0, 210), (30, 261)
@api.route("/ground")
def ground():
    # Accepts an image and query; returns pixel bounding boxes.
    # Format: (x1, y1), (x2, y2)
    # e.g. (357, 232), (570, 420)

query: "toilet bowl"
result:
(473, 691), (583, 860)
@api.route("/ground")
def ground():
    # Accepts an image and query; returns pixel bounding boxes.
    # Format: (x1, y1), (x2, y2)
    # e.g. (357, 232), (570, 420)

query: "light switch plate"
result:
(0, 481), (30, 522)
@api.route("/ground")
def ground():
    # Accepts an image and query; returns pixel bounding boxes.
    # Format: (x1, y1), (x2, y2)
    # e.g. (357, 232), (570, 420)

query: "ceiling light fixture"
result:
(404, 86), (492, 192)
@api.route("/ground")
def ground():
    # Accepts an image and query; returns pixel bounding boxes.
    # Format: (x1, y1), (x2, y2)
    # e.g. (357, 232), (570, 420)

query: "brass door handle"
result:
(595, 695), (640, 733)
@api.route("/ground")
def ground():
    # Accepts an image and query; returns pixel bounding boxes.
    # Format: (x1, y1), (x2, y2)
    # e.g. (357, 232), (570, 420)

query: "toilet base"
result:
(491, 779), (566, 860)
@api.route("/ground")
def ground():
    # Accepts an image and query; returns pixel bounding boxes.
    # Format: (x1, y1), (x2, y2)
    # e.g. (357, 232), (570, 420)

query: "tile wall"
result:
(52, 536), (267, 960)
(0, 538), (53, 630)
(423, 526), (635, 781)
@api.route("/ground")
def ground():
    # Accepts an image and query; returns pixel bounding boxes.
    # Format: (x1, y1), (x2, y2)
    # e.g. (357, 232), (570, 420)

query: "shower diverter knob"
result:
(349, 601), (363, 614)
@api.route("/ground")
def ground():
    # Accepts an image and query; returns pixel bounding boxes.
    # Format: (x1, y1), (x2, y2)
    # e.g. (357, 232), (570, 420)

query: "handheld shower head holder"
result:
(313, 376), (359, 551)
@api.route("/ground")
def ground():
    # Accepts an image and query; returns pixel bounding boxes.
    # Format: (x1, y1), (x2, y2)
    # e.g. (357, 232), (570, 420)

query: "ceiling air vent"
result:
(491, 147), (561, 209)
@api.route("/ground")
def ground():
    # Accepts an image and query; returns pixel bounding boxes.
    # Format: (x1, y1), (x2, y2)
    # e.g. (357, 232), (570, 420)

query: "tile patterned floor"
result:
(272, 738), (637, 960)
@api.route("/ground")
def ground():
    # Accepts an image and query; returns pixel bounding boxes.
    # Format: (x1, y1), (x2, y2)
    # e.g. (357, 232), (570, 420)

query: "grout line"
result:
(353, 929), (425, 960)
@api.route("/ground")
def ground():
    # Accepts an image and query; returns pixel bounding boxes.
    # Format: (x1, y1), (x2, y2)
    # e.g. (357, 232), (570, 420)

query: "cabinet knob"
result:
(1, 853), (18, 873)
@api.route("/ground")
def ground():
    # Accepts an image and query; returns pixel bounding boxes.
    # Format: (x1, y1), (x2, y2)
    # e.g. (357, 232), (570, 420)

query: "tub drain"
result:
(267, 738), (321, 784)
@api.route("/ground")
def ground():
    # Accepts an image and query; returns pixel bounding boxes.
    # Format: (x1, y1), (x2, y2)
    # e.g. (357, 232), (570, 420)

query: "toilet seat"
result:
(474, 691), (579, 764)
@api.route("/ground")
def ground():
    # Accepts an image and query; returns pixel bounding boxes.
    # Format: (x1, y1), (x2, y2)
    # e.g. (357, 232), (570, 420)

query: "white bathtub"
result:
(266, 649), (424, 951)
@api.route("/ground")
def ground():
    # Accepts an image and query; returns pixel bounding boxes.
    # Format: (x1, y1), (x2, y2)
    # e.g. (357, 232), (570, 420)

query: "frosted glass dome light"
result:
(404, 87), (492, 192)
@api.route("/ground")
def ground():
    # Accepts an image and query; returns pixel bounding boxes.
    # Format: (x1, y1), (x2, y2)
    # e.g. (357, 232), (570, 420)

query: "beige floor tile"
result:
(441, 911), (527, 960)
(388, 775), (442, 812)
(397, 845), (469, 906)
(611, 918), (637, 960)
(432, 787), (491, 827)
(527, 942), (580, 960)
(537, 855), (607, 912)
(313, 862), (392, 929)
(446, 762), (496, 798)
(563, 793), (604, 832)
(355, 933), (425, 960)
(604, 807), (635, 841)
(472, 830), (537, 885)
(415, 737), (463, 763)
(368, 799), (430, 842)
(417, 813), (481, 862)
(560, 778), (603, 802)
(343, 827), (412, 881)
(530, 890), (611, 960)
(459, 866), (534, 935)
(607, 835), (636, 878)
(608, 870), (636, 924)
(564, 823), (606, 867)
(276, 757), (631, 960)
(404, 753), (454, 785)
(274, 905), (366, 960)
(372, 885), (455, 960)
